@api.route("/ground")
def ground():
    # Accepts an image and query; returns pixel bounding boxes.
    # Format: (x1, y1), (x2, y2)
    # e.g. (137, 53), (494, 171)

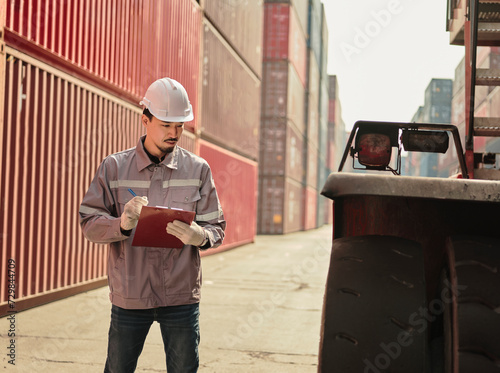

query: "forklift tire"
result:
(318, 235), (428, 373)
(444, 236), (500, 373)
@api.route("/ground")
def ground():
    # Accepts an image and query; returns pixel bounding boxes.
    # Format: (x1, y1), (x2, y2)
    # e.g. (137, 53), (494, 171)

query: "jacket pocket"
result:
(169, 187), (201, 212)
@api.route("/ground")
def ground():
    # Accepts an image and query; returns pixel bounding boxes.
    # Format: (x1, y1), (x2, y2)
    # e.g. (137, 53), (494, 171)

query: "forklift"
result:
(318, 1), (500, 372)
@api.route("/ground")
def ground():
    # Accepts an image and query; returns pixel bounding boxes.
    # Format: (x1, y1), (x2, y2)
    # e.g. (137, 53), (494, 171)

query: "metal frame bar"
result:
(464, 0), (479, 177)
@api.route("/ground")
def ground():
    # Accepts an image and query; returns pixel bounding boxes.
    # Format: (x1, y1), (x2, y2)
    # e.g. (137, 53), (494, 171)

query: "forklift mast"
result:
(447, 0), (500, 179)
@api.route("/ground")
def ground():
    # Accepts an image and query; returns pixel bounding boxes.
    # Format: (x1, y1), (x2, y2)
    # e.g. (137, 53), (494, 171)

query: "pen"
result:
(128, 188), (137, 197)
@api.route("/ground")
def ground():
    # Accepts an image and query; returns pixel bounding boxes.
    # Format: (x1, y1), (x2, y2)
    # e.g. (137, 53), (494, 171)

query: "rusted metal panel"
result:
(258, 175), (303, 234)
(4, 0), (201, 132)
(0, 48), (143, 315)
(263, 2), (307, 87)
(201, 20), (261, 160)
(199, 140), (258, 254)
(203, 0), (263, 77)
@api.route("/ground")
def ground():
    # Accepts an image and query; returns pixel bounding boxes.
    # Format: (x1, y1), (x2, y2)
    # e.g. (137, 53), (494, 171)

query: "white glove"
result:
(120, 196), (148, 230)
(166, 220), (206, 246)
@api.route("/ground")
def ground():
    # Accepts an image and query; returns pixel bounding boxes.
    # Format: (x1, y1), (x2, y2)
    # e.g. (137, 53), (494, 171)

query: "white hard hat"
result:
(140, 78), (194, 122)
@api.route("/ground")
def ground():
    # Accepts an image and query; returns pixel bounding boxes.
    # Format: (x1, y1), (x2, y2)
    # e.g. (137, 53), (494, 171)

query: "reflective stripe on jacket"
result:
(79, 136), (226, 309)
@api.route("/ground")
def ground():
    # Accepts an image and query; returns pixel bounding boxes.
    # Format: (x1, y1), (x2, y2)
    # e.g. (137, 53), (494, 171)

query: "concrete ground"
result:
(1, 225), (333, 372)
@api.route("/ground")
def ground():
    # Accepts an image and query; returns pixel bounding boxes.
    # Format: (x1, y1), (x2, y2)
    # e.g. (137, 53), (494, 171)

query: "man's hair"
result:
(143, 108), (153, 121)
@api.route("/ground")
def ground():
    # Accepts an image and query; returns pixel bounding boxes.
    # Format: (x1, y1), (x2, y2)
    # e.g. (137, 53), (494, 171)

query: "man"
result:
(79, 77), (226, 373)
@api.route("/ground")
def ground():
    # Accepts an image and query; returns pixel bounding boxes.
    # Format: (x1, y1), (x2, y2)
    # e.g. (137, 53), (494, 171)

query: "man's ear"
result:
(142, 114), (149, 127)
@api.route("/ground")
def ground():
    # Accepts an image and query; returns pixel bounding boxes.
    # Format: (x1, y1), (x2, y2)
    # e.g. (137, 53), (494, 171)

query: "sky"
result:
(322, 0), (465, 130)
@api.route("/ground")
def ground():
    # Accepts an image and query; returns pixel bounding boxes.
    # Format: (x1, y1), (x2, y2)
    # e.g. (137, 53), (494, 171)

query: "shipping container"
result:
(0, 47), (143, 315)
(307, 48), (320, 147)
(199, 140), (258, 254)
(259, 117), (305, 183)
(303, 186), (317, 230)
(318, 80), (329, 159)
(316, 154), (329, 227)
(320, 4), (328, 79)
(306, 143), (319, 189)
(203, 0), (263, 77)
(264, 0), (309, 37)
(201, 20), (261, 160)
(261, 60), (306, 135)
(258, 175), (303, 234)
(263, 2), (307, 88)
(5, 0), (202, 131)
(307, 0), (322, 67)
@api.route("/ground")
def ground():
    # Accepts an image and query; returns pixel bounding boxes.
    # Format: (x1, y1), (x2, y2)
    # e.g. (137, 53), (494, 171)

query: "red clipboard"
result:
(131, 206), (196, 248)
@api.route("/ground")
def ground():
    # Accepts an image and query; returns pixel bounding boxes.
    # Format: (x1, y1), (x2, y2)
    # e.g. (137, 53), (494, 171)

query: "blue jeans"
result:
(104, 303), (200, 373)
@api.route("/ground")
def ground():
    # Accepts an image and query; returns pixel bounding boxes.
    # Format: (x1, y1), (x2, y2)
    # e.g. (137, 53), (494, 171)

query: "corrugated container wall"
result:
(260, 118), (305, 183)
(0, 48), (143, 314)
(258, 176), (303, 234)
(261, 60), (305, 135)
(201, 20), (261, 160)
(203, 0), (262, 77)
(264, 0), (309, 40)
(199, 140), (258, 253)
(5, 0), (201, 131)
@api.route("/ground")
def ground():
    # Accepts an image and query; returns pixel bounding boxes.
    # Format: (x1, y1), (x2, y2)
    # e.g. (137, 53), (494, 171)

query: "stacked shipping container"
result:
(200, 1), (262, 248)
(259, 1), (308, 234)
(0, 0), (263, 316)
(258, 0), (331, 234)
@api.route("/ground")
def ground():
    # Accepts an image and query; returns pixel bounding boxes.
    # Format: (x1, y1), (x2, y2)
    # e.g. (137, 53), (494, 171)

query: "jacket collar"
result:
(136, 135), (179, 171)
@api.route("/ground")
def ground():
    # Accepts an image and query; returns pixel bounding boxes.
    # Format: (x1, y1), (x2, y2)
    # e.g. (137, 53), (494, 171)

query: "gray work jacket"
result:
(79, 136), (226, 309)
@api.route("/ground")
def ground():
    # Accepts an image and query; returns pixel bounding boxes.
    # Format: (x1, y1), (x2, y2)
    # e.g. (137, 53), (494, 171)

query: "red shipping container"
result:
(263, 0), (309, 39)
(0, 49), (143, 314)
(263, 3), (307, 87)
(201, 20), (261, 161)
(199, 140), (258, 254)
(5, 0), (201, 132)
(203, 0), (263, 77)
